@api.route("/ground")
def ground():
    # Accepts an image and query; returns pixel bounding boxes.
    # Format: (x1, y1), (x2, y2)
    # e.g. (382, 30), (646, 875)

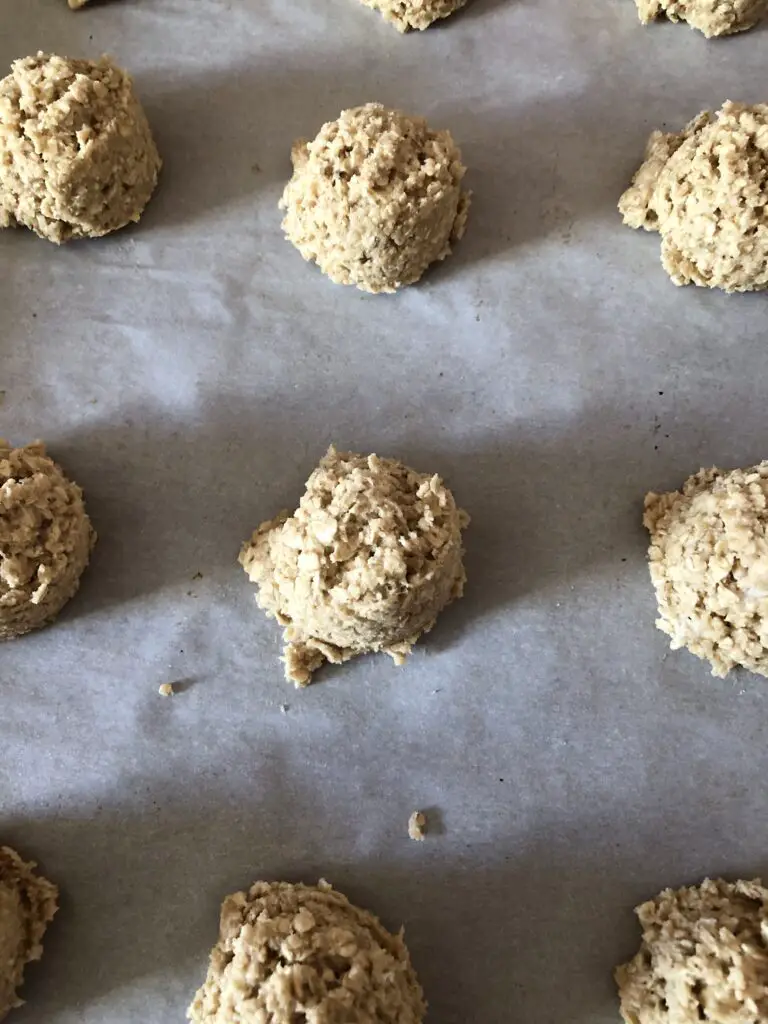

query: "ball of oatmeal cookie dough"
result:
(615, 877), (768, 1024)
(0, 440), (95, 640)
(634, 0), (767, 36)
(188, 880), (426, 1024)
(0, 846), (58, 1022)
(619, 102), (768, 293)
(0, 53), (161, 244)
(239, 446), (469, 686)
(643, 461), (768, 678)
(358, 0), (468, 31)
(279, 103), (470, 294)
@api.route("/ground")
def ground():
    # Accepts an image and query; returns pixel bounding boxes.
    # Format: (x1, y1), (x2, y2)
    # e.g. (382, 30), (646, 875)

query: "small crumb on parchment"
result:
(158, 683), (175, 697)
(408, 811), (426, 842)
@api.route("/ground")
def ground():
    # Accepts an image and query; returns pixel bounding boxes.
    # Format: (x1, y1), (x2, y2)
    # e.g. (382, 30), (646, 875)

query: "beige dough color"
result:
(239, 446), (469, 686)
(279, 103), (470, 294)
(357, 0), (468, 31)
(644, 461), (768, 678)
(0, 52), (161, 244)
(188, 880), (426, 1024)
(616, 877), (768, 1024)
(619, 102), (768, 293)
(0, 846), (58, 1022)
(0, 440), (95, 640)
(634, 0), (767, 35)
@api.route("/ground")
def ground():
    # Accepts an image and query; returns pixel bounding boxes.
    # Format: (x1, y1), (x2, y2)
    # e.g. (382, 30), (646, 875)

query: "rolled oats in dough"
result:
(0, 52), (161, 244)
(634, 0), (767, 35)
(644, 461), (768, 678)
(615, 877), (768, 1024)
(0, 440), (95, 641)
(619, 101), (768, 293)
(279, 103), (470, 294)
(357, 0), (468, 31)
(188, 879), (426, 1024)
(0, 846), (58, 1022)
(239, 446), (469, 686)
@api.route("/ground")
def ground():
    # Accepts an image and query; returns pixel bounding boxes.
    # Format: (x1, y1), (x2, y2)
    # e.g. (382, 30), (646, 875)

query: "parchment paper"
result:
(2, 1), (768, 1022)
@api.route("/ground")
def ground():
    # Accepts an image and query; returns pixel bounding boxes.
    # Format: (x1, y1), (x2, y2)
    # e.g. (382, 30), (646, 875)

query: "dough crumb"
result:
(187, 880), (426, 1024)
(408, 811), (427, 841)
(616, 877), (768, 1024)
(644, 461), (768, 677)
(619, 102), (768, 293)
(158, 683), (175, 697)
(358, 0), (468, 31)
(0, 440), (95, 641)
(0, 846), (58, 1022)
(635, 0), (767, 36)
(280, 103), (469, 293)
(239, 446), (469, 686)
(0, 52), (161, 244)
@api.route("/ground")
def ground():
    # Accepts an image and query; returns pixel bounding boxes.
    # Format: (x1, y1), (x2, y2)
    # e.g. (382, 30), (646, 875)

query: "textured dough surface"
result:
(279, 103), (470, 294)
(0, 440), (95, 640)
(619, 102), (768, 293)
(239, 446), (469, 686)
(644, 461), (768, 678)
(357, 0), (468, 31)
(0, 52), (161, 243)
(635, 0), (767, 35)
(188, 880), (426, 1024)
(0, 847), (58, 1022)
(615, 878), (768, 1024)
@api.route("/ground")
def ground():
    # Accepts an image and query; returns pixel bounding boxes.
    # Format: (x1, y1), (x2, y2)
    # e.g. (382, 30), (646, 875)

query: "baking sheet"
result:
(2, 1), (768, 1021)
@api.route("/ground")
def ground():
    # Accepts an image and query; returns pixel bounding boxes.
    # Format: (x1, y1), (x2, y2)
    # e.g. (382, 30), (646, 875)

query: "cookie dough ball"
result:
(279, 103), (470, 294)
(0, 847), (58, 1022)
(619, 102), (768, 293)
(358, 0), (468, 31)
(643, 461), (768, 678)
(616, 878), (768, 1024)
(0, 440), (95, 640)
(635, 0), (767, 36)
(239, 446), (469, 686)
(0, 53), (161, 244)
(188, 880), (426, 1024)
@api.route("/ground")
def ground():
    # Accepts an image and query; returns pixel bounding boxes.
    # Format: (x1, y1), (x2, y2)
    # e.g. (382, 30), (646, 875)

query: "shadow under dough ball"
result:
(239, 446), (469, 686)
(357, 0), (468, 31)
(0, 847), (58, 1023)
(188, 880), (426, 1024)
(0, 440), (95, 640)
(279, 103), (470, 294)
(0, 52), (161, 244)
(616, 878), (768, 1024)
(619, 102), (768, 293)
(635, 0), (768, 36)
(643, 461), (768, 678)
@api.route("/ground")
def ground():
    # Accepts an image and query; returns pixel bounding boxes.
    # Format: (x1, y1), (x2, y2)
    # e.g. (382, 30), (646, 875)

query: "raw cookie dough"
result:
(357, 0), (468, 31)
(0, 440), (95, 640)
(619, 102), (768, 293)
(188, 880), (426, 1024)
(0, 53), (161, 244)
(0, 847), (58, 1022)
(239, 446), (469, 686)
(279, 103), (470, 293)
(644, 461), (768, 678)
(615, 877), (768, 1024)
(634, 0), (767, 36)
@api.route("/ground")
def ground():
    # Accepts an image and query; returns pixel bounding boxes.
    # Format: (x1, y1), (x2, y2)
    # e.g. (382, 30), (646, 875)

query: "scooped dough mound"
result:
(188, 880), (426, 1024)
(634, 0), (767, 36)
(239, 446), (469, 686)
(0, 440), (95, 640)
(619, 102), (768, 293)
(279, 103), (470, 294)
(615, 877), (768, 1024)
(0, 846), (58, 1022)
(644, 461), (768, 678)
(0, 52), (161, 244)
(358, 0), (468, 31)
